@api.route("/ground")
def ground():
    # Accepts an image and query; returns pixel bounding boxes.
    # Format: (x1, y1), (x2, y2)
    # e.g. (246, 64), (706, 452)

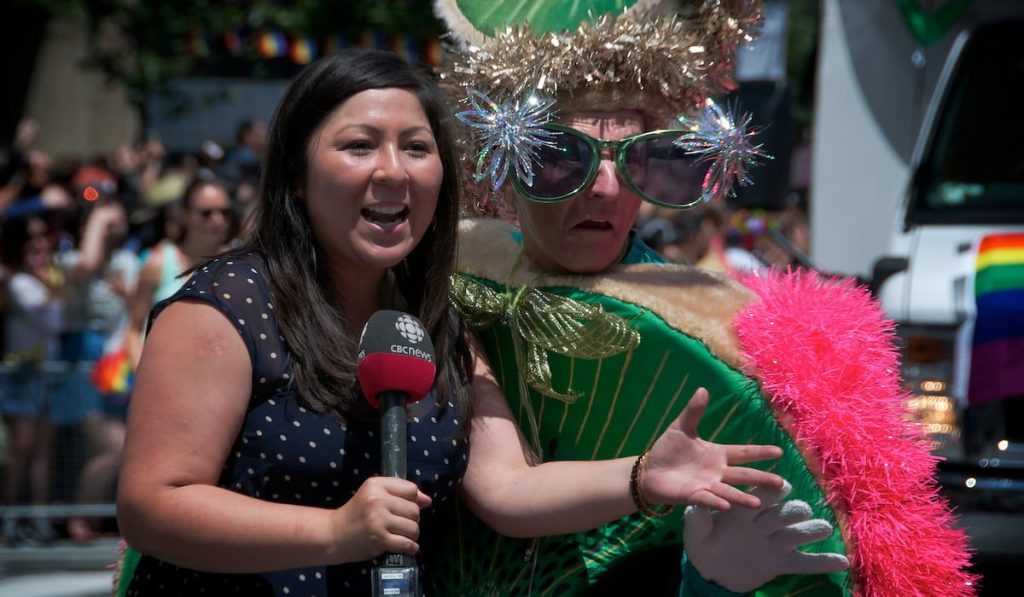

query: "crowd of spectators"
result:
(0, 112), (810, 547)
(0, 116), (264, 545)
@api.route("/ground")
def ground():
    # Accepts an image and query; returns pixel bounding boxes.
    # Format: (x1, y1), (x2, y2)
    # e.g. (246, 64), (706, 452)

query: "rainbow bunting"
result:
(392, 35), (420, 64)
(324, 33), (350, 56)
(425, 37), (443, 66)
(968, 233), (1024, 405)
(290, 36), (317, 64)
(360, 29), (387, 50)
(186, 32), (211, 59)
(91, 348), (134, 395)
(257, 30), (288, 59)
(224, 29), (245, 55)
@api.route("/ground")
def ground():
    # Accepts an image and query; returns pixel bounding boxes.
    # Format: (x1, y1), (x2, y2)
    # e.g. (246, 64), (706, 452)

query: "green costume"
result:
(431, 1), (974, 594)
(426, 219), (849, 596)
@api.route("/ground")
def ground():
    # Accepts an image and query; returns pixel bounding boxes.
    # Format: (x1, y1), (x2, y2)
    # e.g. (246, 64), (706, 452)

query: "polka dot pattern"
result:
(126, 254), (469, 596)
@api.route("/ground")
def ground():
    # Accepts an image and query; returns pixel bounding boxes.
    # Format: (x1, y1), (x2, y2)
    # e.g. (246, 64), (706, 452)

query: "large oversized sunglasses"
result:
(510, 124), (707, 209)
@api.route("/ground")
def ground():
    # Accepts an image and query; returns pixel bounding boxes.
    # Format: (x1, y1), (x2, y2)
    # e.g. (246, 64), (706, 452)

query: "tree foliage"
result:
(21, 0), (443, 114)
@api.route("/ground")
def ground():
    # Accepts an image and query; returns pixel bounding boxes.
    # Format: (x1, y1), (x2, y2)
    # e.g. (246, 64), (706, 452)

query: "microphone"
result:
(357, 310), (436, 597)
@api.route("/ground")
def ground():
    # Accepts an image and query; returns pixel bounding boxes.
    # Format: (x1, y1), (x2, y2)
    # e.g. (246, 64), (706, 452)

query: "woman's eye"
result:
(343, 140), (373, 153)
(406, 142), (431, 155)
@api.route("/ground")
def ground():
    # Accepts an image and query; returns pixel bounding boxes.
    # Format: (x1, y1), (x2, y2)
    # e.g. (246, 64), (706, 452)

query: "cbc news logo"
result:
(395, 315), (425, 344)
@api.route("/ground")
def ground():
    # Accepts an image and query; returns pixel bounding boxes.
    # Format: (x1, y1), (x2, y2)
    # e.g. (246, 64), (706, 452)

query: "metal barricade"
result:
(0, 360), (120, 546)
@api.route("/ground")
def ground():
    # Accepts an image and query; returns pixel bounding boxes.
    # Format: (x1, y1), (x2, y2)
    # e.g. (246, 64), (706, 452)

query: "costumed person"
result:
(114, 48), (787, 596)
(429, 0), (977, 595)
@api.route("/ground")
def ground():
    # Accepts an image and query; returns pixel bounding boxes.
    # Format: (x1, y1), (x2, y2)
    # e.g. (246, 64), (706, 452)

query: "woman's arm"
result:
(67, 204), (122, 280)
(459, 343), (783, 539)
(122, 251), (161, 368)
(117, 299), (429, 573)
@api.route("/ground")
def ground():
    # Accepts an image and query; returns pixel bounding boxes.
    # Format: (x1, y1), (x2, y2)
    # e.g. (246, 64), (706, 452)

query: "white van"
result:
(873, 18), (1024, 501)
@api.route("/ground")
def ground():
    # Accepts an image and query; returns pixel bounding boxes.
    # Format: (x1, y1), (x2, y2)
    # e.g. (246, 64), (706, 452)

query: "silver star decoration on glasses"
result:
(674, 98), (771, 203)
(455, 89), (559, 191)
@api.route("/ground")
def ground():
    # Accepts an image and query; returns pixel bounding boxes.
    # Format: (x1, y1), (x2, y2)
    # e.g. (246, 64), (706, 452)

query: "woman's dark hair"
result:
(181, 175), (227, 211)
(229, 48), (471, 420)
(1, 213), (57, 269)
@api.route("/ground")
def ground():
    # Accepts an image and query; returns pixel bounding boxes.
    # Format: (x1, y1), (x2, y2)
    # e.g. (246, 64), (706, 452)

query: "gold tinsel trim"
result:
(438, 1), (762, 123)
(437, 0), (763, 215)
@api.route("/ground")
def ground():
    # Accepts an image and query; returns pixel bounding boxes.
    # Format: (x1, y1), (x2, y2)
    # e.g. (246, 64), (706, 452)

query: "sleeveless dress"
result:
(120, 253), (469, 596)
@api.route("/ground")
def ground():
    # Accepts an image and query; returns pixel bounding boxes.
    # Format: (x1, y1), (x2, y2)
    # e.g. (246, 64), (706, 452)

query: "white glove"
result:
(683, 481), (850, 593)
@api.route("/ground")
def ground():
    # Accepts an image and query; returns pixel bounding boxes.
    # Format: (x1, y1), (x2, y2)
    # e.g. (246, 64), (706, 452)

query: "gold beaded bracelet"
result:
(629, 451), (673, 518)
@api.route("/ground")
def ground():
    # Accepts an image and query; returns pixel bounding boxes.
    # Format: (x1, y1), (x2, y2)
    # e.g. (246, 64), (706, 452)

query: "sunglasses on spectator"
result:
(193, 207), (232, 219)
(510, 124), (707, 209)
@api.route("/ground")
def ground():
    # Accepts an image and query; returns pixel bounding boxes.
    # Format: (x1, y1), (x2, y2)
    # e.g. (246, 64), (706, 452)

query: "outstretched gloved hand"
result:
(683, 481), (850, 593)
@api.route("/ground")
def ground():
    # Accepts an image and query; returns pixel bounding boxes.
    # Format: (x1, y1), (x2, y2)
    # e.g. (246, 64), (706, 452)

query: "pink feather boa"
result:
(734, 270), (977, 596)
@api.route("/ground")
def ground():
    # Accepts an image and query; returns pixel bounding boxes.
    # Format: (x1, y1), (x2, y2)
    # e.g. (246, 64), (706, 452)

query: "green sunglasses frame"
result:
(509, 123), (704, 209)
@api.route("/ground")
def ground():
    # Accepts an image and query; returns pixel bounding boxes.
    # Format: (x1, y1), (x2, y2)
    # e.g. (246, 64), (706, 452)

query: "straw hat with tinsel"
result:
(433, 0), (764, 212)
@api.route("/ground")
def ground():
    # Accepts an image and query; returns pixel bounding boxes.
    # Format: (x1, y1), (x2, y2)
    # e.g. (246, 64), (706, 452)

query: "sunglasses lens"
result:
(525, 130), (595, 200)
(624, 134), (706, 207)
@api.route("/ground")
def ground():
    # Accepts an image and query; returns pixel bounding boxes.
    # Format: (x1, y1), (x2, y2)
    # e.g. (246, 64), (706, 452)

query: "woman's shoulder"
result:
(188, 252), (267, 285)
(171, 252), (270, 309)
(155, 252), (281, 369)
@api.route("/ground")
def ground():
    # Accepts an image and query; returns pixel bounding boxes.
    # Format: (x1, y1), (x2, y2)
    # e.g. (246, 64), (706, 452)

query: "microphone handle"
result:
(379, 391), (408, 479)
(376, 390), (417, 588)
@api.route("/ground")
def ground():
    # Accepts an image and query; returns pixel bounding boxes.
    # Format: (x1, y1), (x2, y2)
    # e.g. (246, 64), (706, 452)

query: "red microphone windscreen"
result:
(357, 310), (436, 408)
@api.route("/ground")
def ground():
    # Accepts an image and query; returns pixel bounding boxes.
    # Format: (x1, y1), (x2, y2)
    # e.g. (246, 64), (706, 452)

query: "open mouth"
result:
(573, 219), (613, 230)
(361, 204), (409, 227)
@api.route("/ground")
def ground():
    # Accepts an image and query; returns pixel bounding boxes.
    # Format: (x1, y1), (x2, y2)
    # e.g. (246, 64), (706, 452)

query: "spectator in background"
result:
(637, 208), (703, 265)
(197, 139), (227, 181)
(107, 143), (144, 213)
(135, 133), (167, 199)
(1, 212), (65, 545)
(1, 118), (73, 217)
(124, 177), (233, 367)
(58, 167), (140, 541)
(225, 118), (267, 236)
(226, 117), (267, 180)
(694, 205), (766, 275)
(753, 203), (812, 270)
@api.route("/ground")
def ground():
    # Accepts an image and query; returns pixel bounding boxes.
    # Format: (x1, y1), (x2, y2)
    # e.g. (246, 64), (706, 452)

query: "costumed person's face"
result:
(301, 87), (442, 275)
(184, 184), (232, 248)
(516, 111), (644, 274)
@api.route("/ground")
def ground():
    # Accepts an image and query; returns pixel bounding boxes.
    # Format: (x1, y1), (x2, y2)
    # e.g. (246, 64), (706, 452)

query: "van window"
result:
(909, 20), (1024, 225)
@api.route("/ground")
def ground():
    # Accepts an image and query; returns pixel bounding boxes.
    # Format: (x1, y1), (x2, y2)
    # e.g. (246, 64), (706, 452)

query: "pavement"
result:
(0, 537), (119, 597)
(0, 511), (1020, 596)
(0, 571), (113, 597)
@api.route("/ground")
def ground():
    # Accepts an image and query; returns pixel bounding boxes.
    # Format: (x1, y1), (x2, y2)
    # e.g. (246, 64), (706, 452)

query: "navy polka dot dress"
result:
(124, 254), (470, 596)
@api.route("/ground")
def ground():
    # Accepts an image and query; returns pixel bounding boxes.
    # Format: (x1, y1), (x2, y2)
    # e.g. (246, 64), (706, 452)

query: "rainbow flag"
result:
(968, 233), (1024, 405)
(91, 348), (134, 395)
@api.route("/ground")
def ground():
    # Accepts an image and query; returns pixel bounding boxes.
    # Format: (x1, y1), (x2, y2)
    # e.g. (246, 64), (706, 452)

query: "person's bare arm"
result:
(459, 342), (783, 538)
(68, 204), (122, 281)
(123, 251), (162, 368)
(117, 299), (430, 572)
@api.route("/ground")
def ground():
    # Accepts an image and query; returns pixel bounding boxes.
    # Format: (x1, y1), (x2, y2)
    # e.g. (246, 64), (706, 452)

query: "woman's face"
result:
(26, 217), (55, 254)
(516, 111), (645, 274)
(183, 183), (232, 248)
(300, 87), (442, 277)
